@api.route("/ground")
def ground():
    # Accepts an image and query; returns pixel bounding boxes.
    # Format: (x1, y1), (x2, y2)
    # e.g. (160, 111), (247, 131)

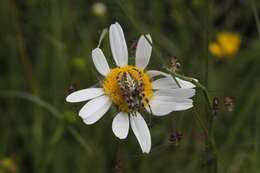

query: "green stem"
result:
(193, 109), (224, 171)
(164, 67), (212, 110)
(164, 67), (221, 171)
(68, 127), (94, 155)
(251, 0), (260, 170)
(10, 0), (37, 93)
(252, 0), (260, 40)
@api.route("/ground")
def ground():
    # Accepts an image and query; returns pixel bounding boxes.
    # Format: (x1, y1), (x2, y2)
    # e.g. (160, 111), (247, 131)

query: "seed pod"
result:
(169, 56), (181, 72)
(115, 160), (123, 173)
(212, 97), (220, 116)
(68, 83), (77, 94)
(224, 96), (234, 112)
(169, 131), (183, 145)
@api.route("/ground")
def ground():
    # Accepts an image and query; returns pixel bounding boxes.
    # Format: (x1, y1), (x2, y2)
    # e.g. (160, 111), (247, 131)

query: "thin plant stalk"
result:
(164, 68), (218, 172)
(203, 0), (218, 171)
(251, 0), (260, 169)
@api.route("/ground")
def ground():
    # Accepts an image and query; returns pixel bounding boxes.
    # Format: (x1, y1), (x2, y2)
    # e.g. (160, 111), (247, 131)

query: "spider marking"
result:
(116, 70), (151, 113)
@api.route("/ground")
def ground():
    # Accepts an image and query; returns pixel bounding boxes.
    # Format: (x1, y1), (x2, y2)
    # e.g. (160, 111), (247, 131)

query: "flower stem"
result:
(164, 68), (212, 110)
(10, 0), (37, 93)
(164, 67), (219, 172)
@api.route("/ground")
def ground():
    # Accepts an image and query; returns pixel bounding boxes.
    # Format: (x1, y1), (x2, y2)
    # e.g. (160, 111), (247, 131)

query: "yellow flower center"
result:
(103, 66), (153, 113)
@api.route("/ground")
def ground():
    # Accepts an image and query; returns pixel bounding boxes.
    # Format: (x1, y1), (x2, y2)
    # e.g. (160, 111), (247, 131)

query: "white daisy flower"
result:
(66, 22), (196, 153)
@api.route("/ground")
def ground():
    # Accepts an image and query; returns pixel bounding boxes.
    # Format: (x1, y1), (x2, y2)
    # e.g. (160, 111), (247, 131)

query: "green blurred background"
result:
(1, 0), (260, 172)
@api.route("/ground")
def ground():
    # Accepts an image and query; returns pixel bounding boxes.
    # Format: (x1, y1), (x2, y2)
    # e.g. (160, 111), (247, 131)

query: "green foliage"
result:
(0, 0), (259, 172)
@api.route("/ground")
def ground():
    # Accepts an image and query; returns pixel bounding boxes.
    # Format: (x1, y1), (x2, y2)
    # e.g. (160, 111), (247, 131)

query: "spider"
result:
(116, 69), (151, 115)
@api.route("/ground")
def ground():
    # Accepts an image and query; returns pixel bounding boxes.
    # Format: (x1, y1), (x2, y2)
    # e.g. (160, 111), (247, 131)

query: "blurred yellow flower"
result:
(92, 2), (107, 16)
(209, 32), (241, 58)
(0, 158), (16, 173)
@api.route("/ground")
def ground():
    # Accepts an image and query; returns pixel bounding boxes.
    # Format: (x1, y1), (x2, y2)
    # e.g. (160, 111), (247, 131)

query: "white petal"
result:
(152, 77), (175, 90)
(147, 93), (193, 116)
(147, 70), (169, 78)
(151, 93), (193, 103)
(152, 77), (196, 89)
(109, 22), (128, 66)
(135, 34), (152, 70)
(148, 70), (196, 89)
(154, 88), (195, 98)
(79, 95), (111, 124)
(176, 78), (196, 88)
(130, 112), (151, 153)
(92, 48), (110, 76)
(112, 112), (129, 139)
(148, 100), (193, 116)
(66, 88), (104, 103)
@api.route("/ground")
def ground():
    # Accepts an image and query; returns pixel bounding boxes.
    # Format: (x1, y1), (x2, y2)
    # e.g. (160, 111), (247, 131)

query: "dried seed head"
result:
(224, 96), (234, 112)
(68, 83), (78, 94)
(212, 97), (220, 115)
(169, 56), (181, 72)
(169, 131), (183, 145)
(115, 160), (123, 173)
